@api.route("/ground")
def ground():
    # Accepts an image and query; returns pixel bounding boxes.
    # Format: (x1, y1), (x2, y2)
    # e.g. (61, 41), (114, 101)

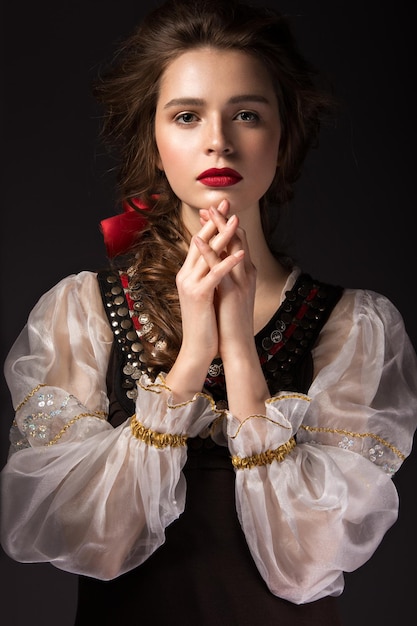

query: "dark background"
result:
(1, 1), (416, 624)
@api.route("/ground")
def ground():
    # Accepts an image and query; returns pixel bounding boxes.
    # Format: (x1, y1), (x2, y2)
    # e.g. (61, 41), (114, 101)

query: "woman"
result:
(2, 1), (417, 624)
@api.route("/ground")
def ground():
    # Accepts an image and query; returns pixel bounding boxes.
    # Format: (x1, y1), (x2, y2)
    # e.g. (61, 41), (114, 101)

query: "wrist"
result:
(223, 357), (270, 422)
(165, 348), (213, 403)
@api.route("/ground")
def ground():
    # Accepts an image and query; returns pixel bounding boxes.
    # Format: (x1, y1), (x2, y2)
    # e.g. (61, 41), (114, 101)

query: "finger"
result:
(208, 205), (229, 233)
(195, 236), (245, 285)
(184, 206), (232, 266)
(198, 200), (230, 240)
(208, 214), (240, 257)
(182, 216), (219, 269)
(181, 227), (230, 278)
(199, 198), (230, 224)
(226, 227), (256, 280)
(184, 201), (232, 269)
(191, 199), (229, 247)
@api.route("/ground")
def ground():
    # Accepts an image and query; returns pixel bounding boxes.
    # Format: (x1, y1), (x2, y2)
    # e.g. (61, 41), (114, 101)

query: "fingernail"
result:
(227, 214), (236, 226)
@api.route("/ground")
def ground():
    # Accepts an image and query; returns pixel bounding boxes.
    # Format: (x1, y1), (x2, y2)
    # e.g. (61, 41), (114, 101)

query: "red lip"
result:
(197, 167), (243, 187)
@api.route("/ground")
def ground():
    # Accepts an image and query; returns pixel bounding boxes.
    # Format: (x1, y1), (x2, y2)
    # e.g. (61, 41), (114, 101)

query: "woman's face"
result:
(154, 47), (281, 224)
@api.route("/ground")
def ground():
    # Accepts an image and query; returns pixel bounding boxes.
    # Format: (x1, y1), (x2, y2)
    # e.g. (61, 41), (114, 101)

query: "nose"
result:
(205, 116), (233, 155)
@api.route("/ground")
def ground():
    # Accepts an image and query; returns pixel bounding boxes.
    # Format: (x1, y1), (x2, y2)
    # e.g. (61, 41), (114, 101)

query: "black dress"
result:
(74, 272), (344, 625)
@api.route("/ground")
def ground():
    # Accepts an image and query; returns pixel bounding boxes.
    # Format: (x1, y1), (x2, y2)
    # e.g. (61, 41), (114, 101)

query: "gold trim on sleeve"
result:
(138, 376), (219, 411)
(130, 416), (188, 448)
(300, 425), (405, 461)
(266, 393), (311, 405)
(231, 437), (296, 470)
(15, 384), (47, 412)
(46, 411), (108, 446)
(229, 414), (291, 439)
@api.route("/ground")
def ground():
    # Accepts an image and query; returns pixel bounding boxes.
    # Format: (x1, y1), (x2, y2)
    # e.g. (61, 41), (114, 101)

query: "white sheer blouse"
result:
(1, 269), (417, 604)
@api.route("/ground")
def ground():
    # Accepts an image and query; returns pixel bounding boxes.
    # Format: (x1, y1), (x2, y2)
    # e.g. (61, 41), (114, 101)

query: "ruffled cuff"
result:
(226, 392), (311, 458)
(135, 373), (221, 439)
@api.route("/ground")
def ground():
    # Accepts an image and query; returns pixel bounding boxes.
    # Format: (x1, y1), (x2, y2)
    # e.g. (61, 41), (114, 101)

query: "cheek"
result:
(251, 134), (281, 192)
(156, 134), (188, 173)
(267, 129), (281, 159)
(254, 141), (280, 179)
(156, 146), (189, 196)
(251, 128), (280, 159)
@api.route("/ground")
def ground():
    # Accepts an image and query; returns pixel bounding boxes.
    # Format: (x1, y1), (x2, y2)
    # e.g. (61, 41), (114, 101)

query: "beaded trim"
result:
(120, 272), (167, 353)
(130, 416), (188, 448)
(231, 437), (296, 469)
(97, 271), (152, 403)
(15, 384), (47, 412)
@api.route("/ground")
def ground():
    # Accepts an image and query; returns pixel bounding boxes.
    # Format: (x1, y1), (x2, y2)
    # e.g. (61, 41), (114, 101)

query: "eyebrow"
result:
(163, 94), (270, 109)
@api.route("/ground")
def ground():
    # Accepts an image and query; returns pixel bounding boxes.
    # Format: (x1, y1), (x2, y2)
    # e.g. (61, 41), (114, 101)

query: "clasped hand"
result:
(176, 199), (257, 369)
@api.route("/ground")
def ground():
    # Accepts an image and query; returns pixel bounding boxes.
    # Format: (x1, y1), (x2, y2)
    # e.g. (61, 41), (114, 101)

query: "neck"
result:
(238, 207), (289, 285)
(239, 210), (291, 333)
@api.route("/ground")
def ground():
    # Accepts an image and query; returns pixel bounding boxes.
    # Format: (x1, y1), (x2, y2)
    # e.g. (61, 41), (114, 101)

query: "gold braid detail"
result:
(230, 414), (291, 439)
(130, 416), (188, 449)
(46, 412), (108, 446)
(15, 384), (47, 412)
(266, 393), (311, 404)
(300, 425), (405, 460)
(232, 437), (296, 470)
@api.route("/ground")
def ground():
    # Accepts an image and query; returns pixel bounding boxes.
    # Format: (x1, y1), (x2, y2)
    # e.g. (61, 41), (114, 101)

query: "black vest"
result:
(74, 271), (344, 626)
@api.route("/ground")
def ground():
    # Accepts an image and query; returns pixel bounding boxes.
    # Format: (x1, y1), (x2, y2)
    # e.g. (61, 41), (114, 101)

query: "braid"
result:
(127, 194), (188, 373)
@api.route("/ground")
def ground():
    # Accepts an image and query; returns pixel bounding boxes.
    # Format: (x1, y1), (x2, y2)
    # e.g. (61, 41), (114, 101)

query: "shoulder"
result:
(316, 285), (412, 363)
(37, 270), (100, 295)
(310, 283), (416, 381)
(51, 270), (102, 293)
(28, 270), (103, 319)
(336, 287), (406, 329)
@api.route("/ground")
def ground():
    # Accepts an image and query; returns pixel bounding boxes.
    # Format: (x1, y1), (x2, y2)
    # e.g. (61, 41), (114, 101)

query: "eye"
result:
(235, 110), (260, 123)
(174, 112), (198, 124)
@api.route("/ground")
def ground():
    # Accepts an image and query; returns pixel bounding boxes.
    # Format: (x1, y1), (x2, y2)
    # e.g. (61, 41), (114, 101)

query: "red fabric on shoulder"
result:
(100, 198), (149, 258)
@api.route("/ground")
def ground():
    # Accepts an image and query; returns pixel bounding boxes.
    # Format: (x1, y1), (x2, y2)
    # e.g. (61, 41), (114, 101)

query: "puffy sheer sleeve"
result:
(0, 271), (215, 579)
(226, 288), (417, 604)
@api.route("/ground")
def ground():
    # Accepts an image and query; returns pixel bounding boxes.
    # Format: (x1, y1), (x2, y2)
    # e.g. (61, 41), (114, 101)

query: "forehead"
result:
(157, 47), (277, 101)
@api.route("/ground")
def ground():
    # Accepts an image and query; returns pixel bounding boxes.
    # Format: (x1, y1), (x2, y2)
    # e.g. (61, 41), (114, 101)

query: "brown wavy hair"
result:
(93, 0), (334, 373)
